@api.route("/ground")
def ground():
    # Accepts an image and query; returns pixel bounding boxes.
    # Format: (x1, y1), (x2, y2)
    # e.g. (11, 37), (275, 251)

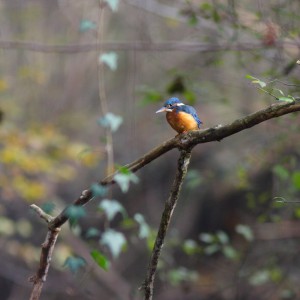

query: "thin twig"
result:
(141, 149), (192, 300)
(30, 204), (53, 223)
(266, 79), (300, 87)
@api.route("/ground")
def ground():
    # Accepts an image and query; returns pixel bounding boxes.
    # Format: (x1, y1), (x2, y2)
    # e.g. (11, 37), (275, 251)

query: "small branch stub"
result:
(30, 204), (54, 224)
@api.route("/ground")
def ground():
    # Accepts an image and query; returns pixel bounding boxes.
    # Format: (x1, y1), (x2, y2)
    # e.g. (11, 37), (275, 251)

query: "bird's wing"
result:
(180, 105), (203, 128)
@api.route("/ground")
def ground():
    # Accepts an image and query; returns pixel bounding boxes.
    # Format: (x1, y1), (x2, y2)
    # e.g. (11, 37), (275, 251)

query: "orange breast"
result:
(166, 111), (199, 133)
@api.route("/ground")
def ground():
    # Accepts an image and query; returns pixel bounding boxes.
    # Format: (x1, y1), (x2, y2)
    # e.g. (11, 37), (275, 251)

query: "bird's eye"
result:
(167, 104), (171, 108)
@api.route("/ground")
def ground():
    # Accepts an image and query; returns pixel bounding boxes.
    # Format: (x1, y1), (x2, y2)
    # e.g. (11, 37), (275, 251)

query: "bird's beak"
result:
(156, 107), (167, 113)
(156, 107), (172, 113)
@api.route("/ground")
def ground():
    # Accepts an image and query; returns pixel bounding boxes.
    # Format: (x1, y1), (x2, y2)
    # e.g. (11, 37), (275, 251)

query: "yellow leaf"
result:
(0, 79), (8, 91)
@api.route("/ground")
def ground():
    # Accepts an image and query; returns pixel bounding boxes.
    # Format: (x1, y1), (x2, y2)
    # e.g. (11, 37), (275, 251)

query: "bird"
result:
(156, 97), (202, 134)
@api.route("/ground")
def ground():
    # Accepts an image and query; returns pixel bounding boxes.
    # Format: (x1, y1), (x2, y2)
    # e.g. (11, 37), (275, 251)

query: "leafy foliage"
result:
(246, 75), (296, 102)
(235, 224), (254, 241)
(165, 267), (198, 286)
(65, 206), (86, 227)
(99, 52), (118, 71)
(86, 227), (100, 238)
(134, 213), (150, 239)
(113, 166), (139, 193)
(91, 183), (108, 197)
(182, 239), (201, 255)
(91, 250), (110, 271)
(199, 231), (239, 260)
(101, 229), (127, 258)
(105, 0), (119, 12)
(63, 256), (86, 274)
(98, 199), (127, 221)
(79, 20), (96, 32)
(97, 113), (123, 132)
(0, 125), (100, 202)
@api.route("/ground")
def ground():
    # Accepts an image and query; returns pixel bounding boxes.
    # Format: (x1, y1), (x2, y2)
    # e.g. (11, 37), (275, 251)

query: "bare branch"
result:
(49, 100), (300, 230)
(29, 228), (60, 300)
(30, 99), (300, 299)
(0, 39), (298, 53)
(141, 149), (192, 300)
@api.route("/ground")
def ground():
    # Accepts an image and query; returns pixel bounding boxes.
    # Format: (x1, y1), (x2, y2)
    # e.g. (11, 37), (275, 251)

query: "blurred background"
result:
(1, 0), (300, 299)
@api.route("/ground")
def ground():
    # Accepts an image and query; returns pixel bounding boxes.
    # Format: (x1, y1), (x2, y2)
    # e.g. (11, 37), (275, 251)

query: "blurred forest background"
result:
(1, 0), (300, 299)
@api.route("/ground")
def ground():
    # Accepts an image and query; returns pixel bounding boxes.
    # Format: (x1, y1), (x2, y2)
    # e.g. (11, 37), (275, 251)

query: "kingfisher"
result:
(156, 97), (202, 134)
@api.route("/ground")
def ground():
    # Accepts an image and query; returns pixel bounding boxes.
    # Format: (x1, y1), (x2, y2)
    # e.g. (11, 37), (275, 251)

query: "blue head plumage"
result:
(163, 97), (182, 107)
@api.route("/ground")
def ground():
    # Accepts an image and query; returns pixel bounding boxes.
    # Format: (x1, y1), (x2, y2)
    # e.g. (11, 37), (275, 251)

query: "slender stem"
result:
(97, 1), (115, 176)
(142, 149), (192, 300)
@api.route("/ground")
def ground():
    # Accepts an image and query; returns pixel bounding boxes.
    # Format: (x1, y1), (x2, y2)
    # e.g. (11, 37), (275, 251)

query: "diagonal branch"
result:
(141, 148), (192, 300)
(29, 100), (300, 299)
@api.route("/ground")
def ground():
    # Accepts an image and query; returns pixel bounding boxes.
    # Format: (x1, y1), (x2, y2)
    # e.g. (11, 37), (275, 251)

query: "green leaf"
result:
(41, 202), (55, 214)
(138, 86), (163, 105)
(199, 233), (214, 243)
(91, 183), (108, 197)
(183, 90), (196, 105)
(91, 250), (110, 271)
(182, 239), (199, 255)
(116, 165), (131, 174)
(86, 227), (100, 238)
(222, 245), (238, 260)
(79, 20), (97, 32)
(212, 8), (220, 23)
(99, 52), (118, 71)
(274, 88), (284, 96)
(188, 14), (198, 26)
(134, 213), (150, 238)
(235, 224), (254, 241)
(273, 165), (289, 180)
(146, 230), (156, 251)
(200, 2), (213, 11)
(167, 267), (198, 286)
(114, 170), (139, 193)
(249, 270), (270, 286)
(97, 113), (123, 132)
(63, 256), (86, 274)
(245, 75), (266, 88)
(292, 171), (300, 189)
(204, 244), (220, 255)
(278, 96), (294, 102)
(65, 206), (86, 227)
(269, 267), (282, 283)
(185, 170), (202, 189)
(99, 199), (127, 221)
(121, 217), (136, 229)
(216, 231), (229, 244)
(101, 229), (126, 258)
(166, 75), (186, 94)
(272, 197), (286, 208)
(105, 0), (119, 11)
(294, 207), (300, 219)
